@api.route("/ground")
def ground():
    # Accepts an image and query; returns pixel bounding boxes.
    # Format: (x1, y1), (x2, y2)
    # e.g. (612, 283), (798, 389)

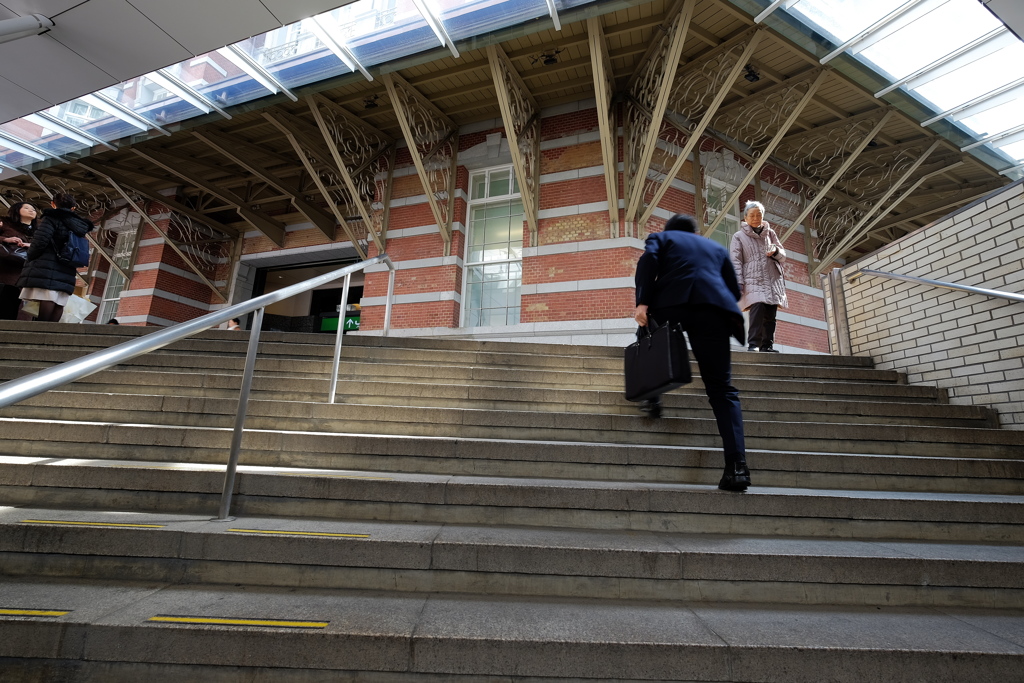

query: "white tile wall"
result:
(838, 180), (1024, 429)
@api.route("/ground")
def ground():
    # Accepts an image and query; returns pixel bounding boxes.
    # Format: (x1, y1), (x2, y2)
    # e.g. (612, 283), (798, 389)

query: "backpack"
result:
(56, 229), (90, 268)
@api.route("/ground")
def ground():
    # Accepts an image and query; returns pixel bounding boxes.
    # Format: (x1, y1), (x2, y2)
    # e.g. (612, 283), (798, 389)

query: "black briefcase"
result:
(623, 318), (692, 402)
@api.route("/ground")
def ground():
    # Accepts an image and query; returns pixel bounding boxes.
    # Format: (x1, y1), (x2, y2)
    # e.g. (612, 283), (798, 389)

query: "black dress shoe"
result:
(718, 463), (751, 492)
(640, 397), (662, 419)
(747, 344), (758, 352)
(759, 344), (780, 353)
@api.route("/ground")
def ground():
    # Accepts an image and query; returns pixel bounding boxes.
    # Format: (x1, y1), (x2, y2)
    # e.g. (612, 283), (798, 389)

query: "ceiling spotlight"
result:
(531, 48), (563, 67)
(363, 94), (380, 109)
(743, 65), (760, 83)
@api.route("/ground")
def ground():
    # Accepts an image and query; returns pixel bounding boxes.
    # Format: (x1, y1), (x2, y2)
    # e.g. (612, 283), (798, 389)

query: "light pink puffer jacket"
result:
(729, 221), (788, 311)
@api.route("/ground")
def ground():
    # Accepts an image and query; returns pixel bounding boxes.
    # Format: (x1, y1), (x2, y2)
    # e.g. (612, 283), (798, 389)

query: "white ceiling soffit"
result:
(0, 0), (357, 123)
(983, 0), (1024, 42)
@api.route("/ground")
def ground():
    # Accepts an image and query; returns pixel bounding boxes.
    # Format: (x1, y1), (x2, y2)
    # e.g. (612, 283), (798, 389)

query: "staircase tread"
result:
(3, 456), (1022, 505)
(5, 506), (1024, 563)
(2, 577), (1022, 658)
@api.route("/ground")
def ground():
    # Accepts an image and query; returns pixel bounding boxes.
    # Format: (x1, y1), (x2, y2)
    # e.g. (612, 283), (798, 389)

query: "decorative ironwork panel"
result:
(164, 206), (236, 299)
(488, 44), (539, 239)
(668, 38), (755, 126)
(623, 0), (694, 226)
(712, 75), (821, 162)
(834, 142), (933, 204)
(775, 110), (890, 183)
(383, 74), (458, 248)
(812, 193), (866, 263)
(758, 164), (810, 233)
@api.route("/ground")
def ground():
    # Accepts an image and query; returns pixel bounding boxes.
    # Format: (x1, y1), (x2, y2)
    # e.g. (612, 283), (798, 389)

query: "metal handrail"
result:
(847, 268), (1024, 304)
(0, 253), (396, 520)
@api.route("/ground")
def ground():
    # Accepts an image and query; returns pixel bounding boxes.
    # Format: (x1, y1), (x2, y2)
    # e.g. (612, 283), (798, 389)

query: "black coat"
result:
(0, 219), (34, 287)
(634, 228), (745, 344)
(16, 208), (93, 294)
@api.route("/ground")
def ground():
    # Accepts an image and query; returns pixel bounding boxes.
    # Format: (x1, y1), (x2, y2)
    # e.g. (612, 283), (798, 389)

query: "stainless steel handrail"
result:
(848, 268), (1024, 304)
(0, 253), (396, 520)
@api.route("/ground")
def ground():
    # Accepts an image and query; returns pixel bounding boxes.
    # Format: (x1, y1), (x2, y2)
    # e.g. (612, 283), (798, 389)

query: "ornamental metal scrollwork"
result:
(307, 95), (396, 252)
(163, 204), (236, 300)
(712, 75), (820, 162)
(623, 0), (694, 228)
(775, 110), (891, 183)
(383, 73), (457, 252)
(487, 44), (540, 241)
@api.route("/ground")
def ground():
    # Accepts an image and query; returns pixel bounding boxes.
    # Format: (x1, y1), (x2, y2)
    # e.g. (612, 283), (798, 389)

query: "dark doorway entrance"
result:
(252, 261), (364, 333)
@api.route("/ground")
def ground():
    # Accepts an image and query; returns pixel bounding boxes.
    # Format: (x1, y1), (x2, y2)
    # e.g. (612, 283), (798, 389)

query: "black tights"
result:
(36, 300), (64, 322)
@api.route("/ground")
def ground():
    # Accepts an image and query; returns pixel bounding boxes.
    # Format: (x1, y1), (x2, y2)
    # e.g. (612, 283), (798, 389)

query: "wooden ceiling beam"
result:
(131, 148), (286, 246)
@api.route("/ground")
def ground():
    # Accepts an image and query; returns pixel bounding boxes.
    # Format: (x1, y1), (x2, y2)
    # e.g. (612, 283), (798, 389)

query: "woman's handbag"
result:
(623, 317), (692, 402)
(0, 242), (28, 263)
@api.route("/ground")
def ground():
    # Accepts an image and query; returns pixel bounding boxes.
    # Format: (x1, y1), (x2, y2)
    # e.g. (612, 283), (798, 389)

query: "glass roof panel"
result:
(912, 42), (1024, 111)
(45, 100), (141, 143)
(320, 0), (439, 67)
(959, 99), (1024, 138)
(435, 0), (549, 43)
(0, 144), (39, 169)
(857, 0), (1001, 80)
(234, 23), (351, 90)
(163, 51), (271, 109)
(998, 139), (1024, 162)
(0, 119), (89, 157)
(554, 0), (598, 10)
(788, 0), (898, 44)
(777, 0), (1024, 170)
(101, 76), (206, 127)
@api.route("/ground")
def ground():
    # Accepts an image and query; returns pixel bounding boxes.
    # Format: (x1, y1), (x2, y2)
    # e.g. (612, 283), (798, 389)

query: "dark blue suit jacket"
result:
(634, 230), (745, 343)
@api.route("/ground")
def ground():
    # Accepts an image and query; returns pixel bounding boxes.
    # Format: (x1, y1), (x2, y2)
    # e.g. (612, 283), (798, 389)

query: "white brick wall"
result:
(835, 179), (1024, 429)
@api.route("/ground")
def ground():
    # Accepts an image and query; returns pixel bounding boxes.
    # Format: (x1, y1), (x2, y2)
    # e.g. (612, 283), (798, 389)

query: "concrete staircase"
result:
(0, 320), (1021, 682)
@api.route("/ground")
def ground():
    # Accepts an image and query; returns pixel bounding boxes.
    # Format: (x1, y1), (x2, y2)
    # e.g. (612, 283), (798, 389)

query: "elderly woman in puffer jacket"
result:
(729, 200), (787, 353)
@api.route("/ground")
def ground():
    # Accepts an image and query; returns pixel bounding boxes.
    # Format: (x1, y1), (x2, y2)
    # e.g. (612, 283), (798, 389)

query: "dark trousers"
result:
(747, 302), (778, 349)
(650, 305), (746, 466)
(0, 284), (20, 321)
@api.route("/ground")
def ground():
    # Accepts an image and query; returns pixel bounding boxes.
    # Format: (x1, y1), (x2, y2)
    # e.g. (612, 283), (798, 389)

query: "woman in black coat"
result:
(0, 201), (37, 320)
(17, 193), (93, 322)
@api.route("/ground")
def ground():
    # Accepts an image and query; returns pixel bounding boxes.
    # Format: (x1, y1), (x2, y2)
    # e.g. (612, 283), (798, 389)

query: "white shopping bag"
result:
(60, 294), (98, 323)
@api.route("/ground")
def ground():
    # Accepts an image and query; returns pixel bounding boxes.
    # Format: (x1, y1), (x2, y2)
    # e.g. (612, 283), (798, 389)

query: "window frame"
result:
(461, 164), (525, 328)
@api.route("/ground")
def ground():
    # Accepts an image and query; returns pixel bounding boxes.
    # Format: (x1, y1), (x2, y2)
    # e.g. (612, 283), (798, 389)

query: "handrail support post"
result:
(328, 274), (352, 404)
(214, 306), (265, 522)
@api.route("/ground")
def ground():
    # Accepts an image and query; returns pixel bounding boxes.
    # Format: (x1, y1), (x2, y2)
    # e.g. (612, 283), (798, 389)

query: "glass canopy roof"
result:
(2, 0), (1021, 180)
(765, 0), (1024, 178)
(0, 0), (563, 173)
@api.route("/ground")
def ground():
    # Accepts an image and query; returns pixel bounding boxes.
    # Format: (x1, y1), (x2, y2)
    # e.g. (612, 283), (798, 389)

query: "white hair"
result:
(743, 201), (765, 216)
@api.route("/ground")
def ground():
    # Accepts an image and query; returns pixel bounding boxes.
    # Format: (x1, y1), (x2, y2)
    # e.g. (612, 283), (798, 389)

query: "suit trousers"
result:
(747, 302), (778, 349)
(649, 304), (746, 466)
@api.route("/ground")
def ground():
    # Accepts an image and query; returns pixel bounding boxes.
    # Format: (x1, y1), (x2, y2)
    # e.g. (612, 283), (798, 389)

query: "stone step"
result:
(0, 577), (1020, 681)
(1, 391), (1017, 457)
(1, 457), (1022, 541)
(0, 365), (977, 424)
(0, 362), (944, 405)
(1, 507), (1022, 608)
(0, 319), (878, 368)
(2, 420), (1022, 494)
(2, 344), (902, 387)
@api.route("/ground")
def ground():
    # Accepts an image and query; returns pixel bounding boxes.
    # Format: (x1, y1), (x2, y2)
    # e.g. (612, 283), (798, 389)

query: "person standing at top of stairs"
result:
(634, 213), (751, 492)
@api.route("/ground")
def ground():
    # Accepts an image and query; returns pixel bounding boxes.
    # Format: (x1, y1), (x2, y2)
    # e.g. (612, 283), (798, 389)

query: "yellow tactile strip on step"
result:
(0, 608), (71, 617)
(148, 615), (328, 628)
(227, 528), (370, 538)
(20, 520), (166, 528)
